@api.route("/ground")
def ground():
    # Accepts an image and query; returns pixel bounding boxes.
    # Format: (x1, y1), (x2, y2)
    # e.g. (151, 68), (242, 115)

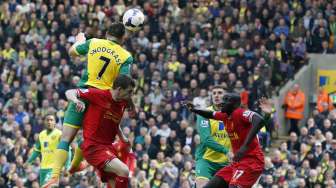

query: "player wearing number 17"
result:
(43, 22), (134, 188)
(183, 95), (272, 188)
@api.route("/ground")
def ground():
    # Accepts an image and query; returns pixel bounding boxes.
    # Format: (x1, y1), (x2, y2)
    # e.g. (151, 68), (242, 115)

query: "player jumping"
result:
(44, 22), (134, 188)
(65, 75), (135, 188)
(183, 94), (272, 188)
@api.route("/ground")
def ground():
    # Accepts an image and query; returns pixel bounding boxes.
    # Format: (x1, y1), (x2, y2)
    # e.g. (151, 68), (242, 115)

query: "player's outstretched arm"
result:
(69, 32), (88, 57)
(181, 101), (215, 119)
(234, 113), (264, 161)
(117, 124), (129, 144)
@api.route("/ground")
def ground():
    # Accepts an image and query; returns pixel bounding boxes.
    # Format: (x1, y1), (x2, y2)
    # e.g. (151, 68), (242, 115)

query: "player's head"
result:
(220, 93), (241, 114)
(44, 113), (56, 131)
(211, 85), (226, 105)
(112, 75), (135, 101)
(106, 22), (126, 43)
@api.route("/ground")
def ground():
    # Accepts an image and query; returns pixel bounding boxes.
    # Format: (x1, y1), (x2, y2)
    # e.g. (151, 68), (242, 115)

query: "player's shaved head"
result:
(220, 93), (241, 114)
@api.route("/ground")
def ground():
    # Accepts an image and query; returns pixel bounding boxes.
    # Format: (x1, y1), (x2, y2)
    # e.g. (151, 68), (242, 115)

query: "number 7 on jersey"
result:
(97, 56), (111, 80)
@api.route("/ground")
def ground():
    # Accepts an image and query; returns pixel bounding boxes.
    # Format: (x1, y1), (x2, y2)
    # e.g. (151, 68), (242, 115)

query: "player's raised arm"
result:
(182, 101), (227, 120)
(234, 98), (272, 161)
(117, 124), (129, 144)
(182, 101), (214, 118)
(69, 33), (90, 57)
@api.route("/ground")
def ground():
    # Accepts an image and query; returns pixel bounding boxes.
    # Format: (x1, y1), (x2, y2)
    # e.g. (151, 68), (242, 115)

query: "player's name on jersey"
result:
(90, 47), (121, 63)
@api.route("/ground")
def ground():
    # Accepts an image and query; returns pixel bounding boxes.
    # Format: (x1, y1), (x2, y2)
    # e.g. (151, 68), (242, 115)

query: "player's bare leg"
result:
(104, 158), (129, 176)
(104, 158), (129, 188)
(196, 178), (209, 188)
(43, 126), (79, 188)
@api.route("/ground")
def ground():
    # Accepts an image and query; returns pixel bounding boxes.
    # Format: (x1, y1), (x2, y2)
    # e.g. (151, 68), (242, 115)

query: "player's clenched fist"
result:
(74, 100), (86, 112)
(75, 32), (86, 43)
(181, 101), (195, 111)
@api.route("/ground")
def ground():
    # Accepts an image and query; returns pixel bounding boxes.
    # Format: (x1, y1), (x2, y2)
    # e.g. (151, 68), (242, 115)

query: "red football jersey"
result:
(213, 108), (264, 160)
(77, 88), (128, 145)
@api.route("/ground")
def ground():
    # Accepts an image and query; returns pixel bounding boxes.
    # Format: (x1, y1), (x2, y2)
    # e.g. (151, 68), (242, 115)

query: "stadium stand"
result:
(0, 0), (335, 188)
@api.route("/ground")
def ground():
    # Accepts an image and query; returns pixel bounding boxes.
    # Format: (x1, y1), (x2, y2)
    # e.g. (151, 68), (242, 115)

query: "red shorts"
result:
(216, 157), (264, 188)
(112, 141), (136, 177)
(82, 143), (117, 182)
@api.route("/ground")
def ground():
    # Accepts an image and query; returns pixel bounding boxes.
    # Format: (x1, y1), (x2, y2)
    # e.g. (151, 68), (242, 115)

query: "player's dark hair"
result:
(44, 113), (56, 121)
(113, 75), (135, 89)
(223, 93), (241, 106)
(106, 22), (126, 39)
(212, 85), (225, 91)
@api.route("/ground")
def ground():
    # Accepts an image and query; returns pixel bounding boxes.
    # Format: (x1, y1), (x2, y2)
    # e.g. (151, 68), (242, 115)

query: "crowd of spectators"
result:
(0, 0), (335, 187)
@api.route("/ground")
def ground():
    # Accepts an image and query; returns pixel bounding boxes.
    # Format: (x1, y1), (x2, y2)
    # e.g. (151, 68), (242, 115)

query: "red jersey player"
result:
(65, 75), (135, 188)
(183, 94), (271, 188)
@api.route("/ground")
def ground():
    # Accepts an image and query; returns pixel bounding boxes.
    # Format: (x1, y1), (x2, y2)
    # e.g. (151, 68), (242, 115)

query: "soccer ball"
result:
(122, 8), (145, 32)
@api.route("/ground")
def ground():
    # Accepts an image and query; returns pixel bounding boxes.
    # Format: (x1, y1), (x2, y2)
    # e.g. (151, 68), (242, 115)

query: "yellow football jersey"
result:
(197, 106), (232, 163)
(75, 38), (133, 90)
(34, 129), (62, 169)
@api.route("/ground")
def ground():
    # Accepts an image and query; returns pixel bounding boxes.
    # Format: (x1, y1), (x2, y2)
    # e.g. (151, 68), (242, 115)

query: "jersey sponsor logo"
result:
(213, 132), (227, 139)
(227, 132), (239, 140)
(104, 111), (121, 123)
(201, 120), (209, 127)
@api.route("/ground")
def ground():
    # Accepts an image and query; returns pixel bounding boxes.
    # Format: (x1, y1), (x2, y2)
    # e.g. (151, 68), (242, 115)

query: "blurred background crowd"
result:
(0, 0), (335, 187)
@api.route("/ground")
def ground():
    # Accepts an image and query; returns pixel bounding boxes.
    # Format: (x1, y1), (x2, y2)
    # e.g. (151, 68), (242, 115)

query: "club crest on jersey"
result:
(201, 120), (209, 127)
